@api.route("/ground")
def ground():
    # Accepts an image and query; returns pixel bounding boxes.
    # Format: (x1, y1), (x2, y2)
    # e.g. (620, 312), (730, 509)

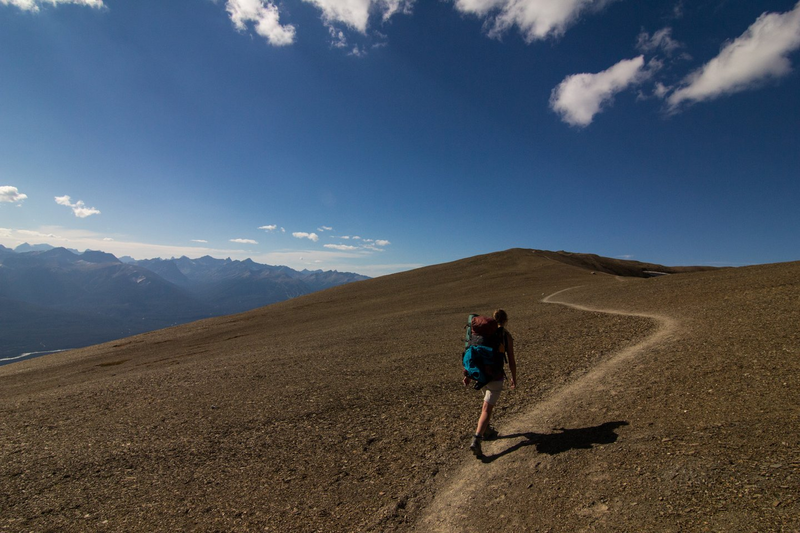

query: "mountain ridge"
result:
(0, 246), (368, 360)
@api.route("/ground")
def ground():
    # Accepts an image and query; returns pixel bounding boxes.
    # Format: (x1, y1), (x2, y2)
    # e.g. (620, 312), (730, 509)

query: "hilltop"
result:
(1, 249), (797, 531)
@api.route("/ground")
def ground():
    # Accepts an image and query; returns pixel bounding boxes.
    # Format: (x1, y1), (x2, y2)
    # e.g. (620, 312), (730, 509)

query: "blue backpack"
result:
(462, 314), (507, 390)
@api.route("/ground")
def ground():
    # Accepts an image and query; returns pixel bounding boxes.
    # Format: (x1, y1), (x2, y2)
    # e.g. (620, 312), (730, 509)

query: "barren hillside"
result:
(1, 249), (798, 532)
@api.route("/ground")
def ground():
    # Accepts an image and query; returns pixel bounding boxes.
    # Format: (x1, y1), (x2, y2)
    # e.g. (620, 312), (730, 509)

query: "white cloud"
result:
(324, 237), (390, 252)
(259, 225), (278, 232)
(230, 238), (258, 244)
(636, 27), (683, 55)
(293, 232), (319, 242)
(226, 0), (296, 46)
(18, 229), (57, 239)
(191, 239), (208, 243)
(349, 45), (367, 57)
(54, 195), (101, 218)
(550, 55), (647, 127)
(329, 26), (349, 48)
(0, 186), (27, 204)
(317, 226), (333, 232)
(0, 0), (103, 12)
(303, 0), (412, 34)
(0, 226), (410, 277)
(667, 2), (800, 109)
(453, 0), (613, 42)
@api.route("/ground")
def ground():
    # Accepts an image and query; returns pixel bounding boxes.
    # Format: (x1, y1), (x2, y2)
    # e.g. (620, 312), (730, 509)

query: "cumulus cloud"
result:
(55, 195), (101, 218)
(230, 238), (258, 244)
(0, 186), (27, 204)
(666, 2), (800, 109)
(374, 239), (390, 246)
(305, 0), (412, 34)
(226, 0), (296, 46)
(453, 0), (613, 42)
(318, 226), (333, 232)
(293, 232), (319, 242)
(0, 0), (103, 12)
(550, 55), (647, 127)
(259, 225), (278, 232)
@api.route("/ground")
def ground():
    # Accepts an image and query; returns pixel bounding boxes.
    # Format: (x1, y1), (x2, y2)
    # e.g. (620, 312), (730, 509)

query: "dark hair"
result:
(493, 309), (508, 325)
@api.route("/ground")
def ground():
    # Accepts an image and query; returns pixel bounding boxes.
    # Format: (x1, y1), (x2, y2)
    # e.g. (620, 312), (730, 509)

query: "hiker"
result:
(469, 309), (516, 456)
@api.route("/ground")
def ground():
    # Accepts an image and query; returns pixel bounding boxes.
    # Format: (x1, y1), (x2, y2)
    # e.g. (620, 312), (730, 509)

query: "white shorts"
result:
(483, 379), (504, 406)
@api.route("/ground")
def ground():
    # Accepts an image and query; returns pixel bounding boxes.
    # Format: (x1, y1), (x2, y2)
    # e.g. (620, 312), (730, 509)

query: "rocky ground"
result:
(1, 249), (798, 532)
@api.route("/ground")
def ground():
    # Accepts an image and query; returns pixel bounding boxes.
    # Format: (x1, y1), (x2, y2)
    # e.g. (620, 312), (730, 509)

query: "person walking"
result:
(469, 309), (516, 457)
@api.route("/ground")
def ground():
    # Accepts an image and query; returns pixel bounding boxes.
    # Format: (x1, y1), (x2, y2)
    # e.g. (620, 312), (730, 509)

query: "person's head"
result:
(493, 309), (508, 326)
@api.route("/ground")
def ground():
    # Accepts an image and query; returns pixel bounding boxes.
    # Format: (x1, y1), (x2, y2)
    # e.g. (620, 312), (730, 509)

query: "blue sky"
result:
(1, 0), (799, 277)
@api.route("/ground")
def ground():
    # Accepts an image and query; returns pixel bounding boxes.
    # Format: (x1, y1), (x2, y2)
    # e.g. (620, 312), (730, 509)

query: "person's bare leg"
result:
(475, 401), (494, 437)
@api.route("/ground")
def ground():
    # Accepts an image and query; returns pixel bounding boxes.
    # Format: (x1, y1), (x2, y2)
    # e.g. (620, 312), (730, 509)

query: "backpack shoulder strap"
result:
(497, 327), (508, 363)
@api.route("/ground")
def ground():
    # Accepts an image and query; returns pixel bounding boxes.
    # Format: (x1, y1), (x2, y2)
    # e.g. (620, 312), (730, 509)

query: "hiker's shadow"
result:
(481, 421), (629, 463)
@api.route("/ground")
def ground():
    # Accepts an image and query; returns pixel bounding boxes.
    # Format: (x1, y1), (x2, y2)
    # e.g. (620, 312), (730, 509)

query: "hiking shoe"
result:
(469, 435), (482, 456)
(483, 426), (499, 441)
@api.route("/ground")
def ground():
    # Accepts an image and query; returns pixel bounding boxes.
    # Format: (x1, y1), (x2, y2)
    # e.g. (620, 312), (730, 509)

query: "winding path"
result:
(416, 286), (679, 532)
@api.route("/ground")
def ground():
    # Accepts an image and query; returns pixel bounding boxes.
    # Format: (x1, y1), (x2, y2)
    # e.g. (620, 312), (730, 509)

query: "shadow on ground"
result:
(481, 421), (629, 463)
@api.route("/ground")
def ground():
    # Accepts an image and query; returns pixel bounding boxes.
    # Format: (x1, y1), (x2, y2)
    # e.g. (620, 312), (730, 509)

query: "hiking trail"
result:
(415, 286), (679, 532)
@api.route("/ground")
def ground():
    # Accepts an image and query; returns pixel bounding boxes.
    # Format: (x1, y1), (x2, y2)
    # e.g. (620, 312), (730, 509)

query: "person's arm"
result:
(507, 333), (517, 389)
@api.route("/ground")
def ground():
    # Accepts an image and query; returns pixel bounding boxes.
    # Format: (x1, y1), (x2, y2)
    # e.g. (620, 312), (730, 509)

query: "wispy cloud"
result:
(293, 232), (319, 242)
(191, 239), (208, 243)
(230, 238), (258, 244)
(667, 2), (800, 109)
(0, 0), (103, 12)
(0, 226), (401, 277)
(259, 225), (279, 232)
(17, 229), (57, 239)
(54, 195), (101, 218)
(550, 55), (647, 127)
(453, 0), (614, 42)
(325, 237), (391, 253)
(317, 226), (333, 232)
(636, 27), (684, 56)
(0, 186), (27, 204)
(225, 0), (296, 46)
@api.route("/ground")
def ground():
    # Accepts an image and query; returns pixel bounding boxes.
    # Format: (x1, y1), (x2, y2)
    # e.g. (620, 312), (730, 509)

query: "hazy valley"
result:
(0, 244), (367, 363)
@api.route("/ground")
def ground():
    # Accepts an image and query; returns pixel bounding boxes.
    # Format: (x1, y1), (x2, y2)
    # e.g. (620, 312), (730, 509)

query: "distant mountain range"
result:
(0, 244), (368, 361)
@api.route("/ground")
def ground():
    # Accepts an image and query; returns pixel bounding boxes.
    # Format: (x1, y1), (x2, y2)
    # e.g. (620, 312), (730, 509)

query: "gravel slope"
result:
(1, 250), (797, 532)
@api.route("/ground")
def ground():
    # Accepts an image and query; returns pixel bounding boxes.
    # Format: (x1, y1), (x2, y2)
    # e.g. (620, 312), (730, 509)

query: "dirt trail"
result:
(415, 287), (679, 532)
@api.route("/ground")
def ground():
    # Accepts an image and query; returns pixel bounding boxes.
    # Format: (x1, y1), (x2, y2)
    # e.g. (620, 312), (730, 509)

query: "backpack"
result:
(462, 314), (507, 390)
